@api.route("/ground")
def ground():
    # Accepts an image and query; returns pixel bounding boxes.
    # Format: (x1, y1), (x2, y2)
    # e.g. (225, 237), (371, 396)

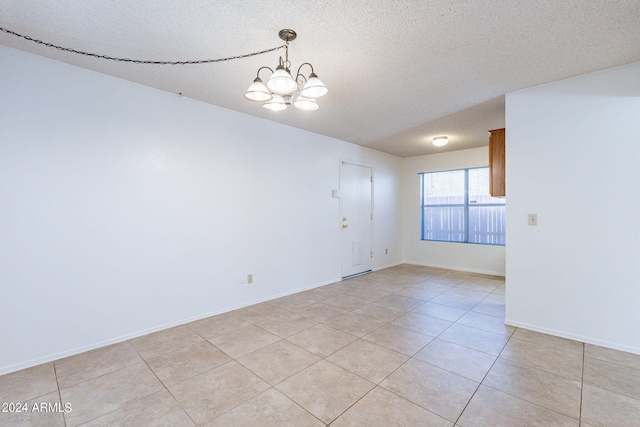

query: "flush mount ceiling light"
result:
(244, 29), (328, 111)
(432, 136), (449, 147)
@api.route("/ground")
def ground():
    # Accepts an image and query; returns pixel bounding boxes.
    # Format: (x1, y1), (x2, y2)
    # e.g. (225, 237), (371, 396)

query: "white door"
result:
(340, 162), (373, 278)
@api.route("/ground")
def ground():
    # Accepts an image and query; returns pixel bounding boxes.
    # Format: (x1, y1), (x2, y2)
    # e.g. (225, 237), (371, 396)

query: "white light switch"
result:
(528, 214), (538, 226)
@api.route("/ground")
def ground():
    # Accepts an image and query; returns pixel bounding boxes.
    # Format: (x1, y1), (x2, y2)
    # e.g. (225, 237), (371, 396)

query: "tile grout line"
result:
(452, 323), (516, 425)
(579, 341), (585, 424)
(51, 361), (68, 427)
(54, 357), (160, 426)
(447, 300), (500, 426)
(453, 336), (515, 426)
(137, 353), (199, 426)
(82, 345), (199, 426)
(466, 329), (585, 423)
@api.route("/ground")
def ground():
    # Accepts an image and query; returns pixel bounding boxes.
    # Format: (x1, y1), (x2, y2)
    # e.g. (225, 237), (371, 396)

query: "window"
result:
(421, 167), (505, 245)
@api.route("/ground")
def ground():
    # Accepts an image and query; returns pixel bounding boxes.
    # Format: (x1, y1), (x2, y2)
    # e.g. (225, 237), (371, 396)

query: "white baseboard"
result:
(0, 277), (342, 376)
(373, 261), (404, 271)
(504, 318), (640, 356)
(404, 261), (505, 277)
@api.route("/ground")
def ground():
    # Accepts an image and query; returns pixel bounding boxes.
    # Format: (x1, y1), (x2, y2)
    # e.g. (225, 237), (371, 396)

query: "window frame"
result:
(420, 167), (505, 246)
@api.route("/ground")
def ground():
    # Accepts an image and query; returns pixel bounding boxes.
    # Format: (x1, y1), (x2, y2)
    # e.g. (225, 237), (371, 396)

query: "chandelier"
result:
(244, 29), (328, 111)
(0, 26), (327, 111)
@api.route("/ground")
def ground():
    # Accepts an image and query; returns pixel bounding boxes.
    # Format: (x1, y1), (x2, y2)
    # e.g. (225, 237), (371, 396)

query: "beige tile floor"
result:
(2, 264), (640, 426)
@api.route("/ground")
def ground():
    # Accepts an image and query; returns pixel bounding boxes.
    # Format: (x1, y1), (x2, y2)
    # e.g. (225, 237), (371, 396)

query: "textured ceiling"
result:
(1, 1), (639, 157)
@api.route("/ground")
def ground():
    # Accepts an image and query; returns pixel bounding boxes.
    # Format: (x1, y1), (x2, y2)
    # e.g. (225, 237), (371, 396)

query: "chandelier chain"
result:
(0, 27), (287, 65)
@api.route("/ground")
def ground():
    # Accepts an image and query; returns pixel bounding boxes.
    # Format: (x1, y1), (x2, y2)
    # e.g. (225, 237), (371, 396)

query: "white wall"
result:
(0, 46), (403, 374)
(505, 61), (640, 354)
(403, 148), (506, 275)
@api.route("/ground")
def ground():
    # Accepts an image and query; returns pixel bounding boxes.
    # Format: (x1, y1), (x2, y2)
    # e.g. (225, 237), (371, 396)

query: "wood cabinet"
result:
(489, 128), (505, 197)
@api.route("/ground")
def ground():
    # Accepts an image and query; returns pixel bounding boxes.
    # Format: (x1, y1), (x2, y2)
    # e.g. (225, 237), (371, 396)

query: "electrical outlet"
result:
(247, 273), (253, 284)
(528, 214), (538, 226)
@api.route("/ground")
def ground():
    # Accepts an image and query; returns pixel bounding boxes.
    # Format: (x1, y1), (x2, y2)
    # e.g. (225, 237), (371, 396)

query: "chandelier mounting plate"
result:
(278, 29), (297, 42)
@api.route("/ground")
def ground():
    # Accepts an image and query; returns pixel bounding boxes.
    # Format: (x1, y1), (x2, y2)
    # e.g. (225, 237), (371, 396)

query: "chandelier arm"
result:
(294, 62), (315, 81)
(255, 66), (274, 79)
(0, 26), (287, 65)
(295, 74), (308, 86)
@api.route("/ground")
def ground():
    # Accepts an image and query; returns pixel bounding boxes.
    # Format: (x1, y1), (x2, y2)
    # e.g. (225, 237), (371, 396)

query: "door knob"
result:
(342, 217), (347, 221)
(342, 224), (348, 228)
